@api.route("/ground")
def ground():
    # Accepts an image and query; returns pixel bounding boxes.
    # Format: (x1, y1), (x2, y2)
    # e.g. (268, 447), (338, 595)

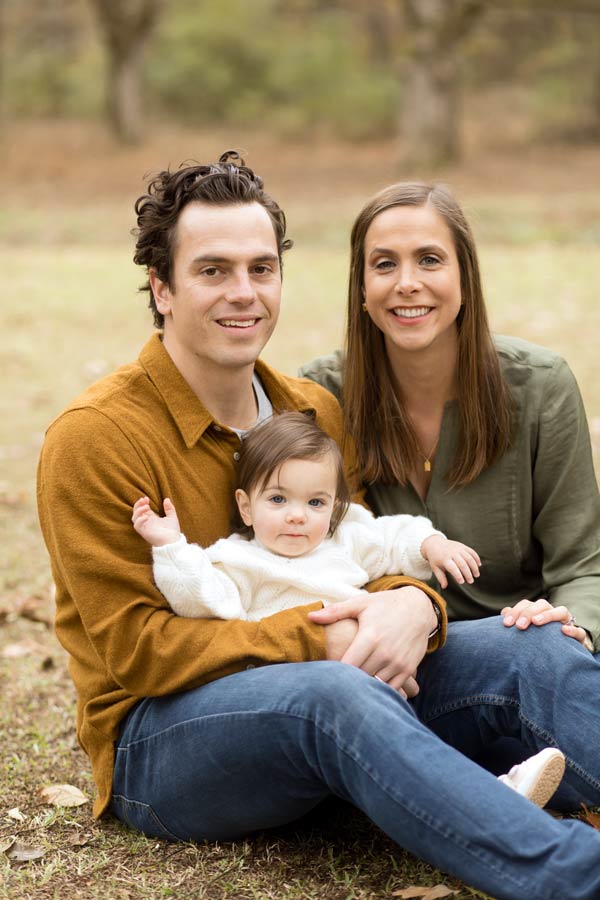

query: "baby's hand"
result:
(132, 497), (181, 548)
(421, 535), (481, 589)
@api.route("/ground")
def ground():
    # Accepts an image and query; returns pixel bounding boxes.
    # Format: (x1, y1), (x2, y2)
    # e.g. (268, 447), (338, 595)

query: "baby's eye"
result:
(308, 498), (324, 507)
(269, 495), (285, 504)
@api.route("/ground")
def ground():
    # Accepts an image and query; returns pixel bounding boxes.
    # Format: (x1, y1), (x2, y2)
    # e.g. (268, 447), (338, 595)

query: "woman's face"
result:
(362, 203), (462, 360)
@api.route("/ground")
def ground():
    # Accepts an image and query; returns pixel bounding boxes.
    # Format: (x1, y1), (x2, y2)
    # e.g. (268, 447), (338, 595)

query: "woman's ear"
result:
(235, 489), (253, 527)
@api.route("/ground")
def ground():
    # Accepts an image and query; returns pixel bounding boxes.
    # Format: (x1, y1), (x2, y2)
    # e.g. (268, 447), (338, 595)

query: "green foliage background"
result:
(3, 0), (599, 141)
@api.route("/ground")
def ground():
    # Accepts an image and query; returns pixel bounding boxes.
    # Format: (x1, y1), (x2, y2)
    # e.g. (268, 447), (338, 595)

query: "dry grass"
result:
(1, 120), (599, 899)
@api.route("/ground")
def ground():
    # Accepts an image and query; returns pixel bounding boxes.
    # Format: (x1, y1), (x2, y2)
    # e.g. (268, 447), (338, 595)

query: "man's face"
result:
(150, 201), (282, 377)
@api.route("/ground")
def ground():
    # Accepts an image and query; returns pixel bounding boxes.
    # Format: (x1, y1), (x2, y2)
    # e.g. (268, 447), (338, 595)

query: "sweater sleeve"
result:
(532, 359), (600, 648)
(338, 504), (442, 582)
(152, 535), (248, 620)
(37, 408), (326, 698)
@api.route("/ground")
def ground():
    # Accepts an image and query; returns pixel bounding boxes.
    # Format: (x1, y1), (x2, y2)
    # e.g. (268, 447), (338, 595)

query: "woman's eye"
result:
(420, 255), (440, 267)
(374, 259), (395, 271)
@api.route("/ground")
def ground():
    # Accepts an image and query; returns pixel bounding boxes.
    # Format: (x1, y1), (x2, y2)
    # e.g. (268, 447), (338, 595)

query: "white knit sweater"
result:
(151, 503), (442, 621)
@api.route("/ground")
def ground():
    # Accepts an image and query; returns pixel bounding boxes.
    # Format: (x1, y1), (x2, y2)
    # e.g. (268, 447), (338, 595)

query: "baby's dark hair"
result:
(234, 412), (350, 537)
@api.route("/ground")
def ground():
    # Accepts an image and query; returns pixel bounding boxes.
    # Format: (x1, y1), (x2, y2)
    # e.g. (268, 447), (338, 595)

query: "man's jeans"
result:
(111, 620), (600, 900)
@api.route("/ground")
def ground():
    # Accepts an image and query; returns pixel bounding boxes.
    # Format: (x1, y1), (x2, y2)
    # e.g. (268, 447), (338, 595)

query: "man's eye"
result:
(201, 266), (220, 277)
(254, 265), (271, 275)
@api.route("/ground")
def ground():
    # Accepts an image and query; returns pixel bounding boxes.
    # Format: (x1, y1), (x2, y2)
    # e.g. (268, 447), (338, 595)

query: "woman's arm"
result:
(502, 358), (600, 650)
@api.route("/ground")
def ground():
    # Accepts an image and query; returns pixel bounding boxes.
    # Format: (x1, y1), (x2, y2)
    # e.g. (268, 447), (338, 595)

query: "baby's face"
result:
(235, 454), (338, 557)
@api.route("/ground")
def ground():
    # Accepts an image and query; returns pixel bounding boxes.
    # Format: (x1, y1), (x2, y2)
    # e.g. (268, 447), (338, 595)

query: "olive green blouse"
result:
(300, 335), (600, 650)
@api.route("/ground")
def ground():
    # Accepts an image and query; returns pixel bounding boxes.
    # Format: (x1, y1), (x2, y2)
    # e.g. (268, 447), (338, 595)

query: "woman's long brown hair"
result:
(344, 182), (516, 488)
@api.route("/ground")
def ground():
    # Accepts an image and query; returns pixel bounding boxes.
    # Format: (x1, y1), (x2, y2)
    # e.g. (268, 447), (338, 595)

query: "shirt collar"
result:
(138, 333), (317, 449)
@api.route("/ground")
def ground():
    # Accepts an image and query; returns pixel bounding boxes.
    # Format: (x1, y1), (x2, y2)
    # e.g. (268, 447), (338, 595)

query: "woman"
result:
(301, 181), (600, 811)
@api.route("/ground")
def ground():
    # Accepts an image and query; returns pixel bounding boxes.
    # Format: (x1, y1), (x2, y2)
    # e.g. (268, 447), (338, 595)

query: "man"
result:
(37, 152), (600, 900)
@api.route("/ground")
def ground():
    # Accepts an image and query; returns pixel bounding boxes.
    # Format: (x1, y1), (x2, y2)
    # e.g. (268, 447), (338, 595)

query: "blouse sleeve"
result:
(532, 358), (600, 648)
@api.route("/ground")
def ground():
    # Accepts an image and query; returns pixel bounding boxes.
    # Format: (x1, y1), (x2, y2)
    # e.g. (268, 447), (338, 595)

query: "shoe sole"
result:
(526, 750), (566, 808)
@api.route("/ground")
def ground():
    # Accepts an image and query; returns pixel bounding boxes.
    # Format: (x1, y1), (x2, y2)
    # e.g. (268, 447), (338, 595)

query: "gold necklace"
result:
(419, 435), (440, 472)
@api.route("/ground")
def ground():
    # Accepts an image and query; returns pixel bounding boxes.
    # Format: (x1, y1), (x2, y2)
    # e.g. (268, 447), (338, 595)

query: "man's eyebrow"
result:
(191, 252), (280, 265)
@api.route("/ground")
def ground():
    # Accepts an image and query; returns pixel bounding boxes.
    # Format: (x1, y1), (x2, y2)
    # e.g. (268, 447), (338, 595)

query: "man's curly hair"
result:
(133, 150), (293, 328)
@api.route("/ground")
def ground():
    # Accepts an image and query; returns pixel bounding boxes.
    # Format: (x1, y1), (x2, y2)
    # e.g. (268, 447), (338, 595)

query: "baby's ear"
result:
(235, 489), (253, 527)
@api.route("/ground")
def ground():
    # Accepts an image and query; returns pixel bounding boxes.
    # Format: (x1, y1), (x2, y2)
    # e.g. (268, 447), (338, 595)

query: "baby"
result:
(133, 412), (480, 622)
(133, 412), (565, 808)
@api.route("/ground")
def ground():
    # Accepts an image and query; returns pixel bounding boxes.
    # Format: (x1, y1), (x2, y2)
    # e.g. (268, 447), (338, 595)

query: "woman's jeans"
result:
(111, 620), (600, 900)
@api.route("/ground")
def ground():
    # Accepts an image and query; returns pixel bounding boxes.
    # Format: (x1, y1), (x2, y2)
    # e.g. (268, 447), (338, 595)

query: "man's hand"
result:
(310, 586), (437, 696)
(421, 535), (481, 589)
(132, 497), (181, 548)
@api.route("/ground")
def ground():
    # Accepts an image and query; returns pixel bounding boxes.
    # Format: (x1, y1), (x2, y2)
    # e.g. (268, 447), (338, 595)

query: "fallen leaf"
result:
(581, 804), (600, 830)
(393, 887), (458, 899)
(0, 488), (28, 507)
(13, 595), (52, 626)
(67, 831), (93, 848)
(6, 841), (46, 863)
(421, 888), (458, 900)
(7, 808), (26, 822)
(0, 837), (16, 853)
(2, 638), (48, 659)
(39, 783), (89, 807)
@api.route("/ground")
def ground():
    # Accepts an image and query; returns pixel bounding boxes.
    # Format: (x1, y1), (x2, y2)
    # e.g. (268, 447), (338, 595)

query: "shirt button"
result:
(245, 663), (255, 670)
(233, 451), (241, 461)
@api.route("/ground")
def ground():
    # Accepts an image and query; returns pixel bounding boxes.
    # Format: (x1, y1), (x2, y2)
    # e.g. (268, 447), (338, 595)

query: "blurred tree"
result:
(400, 0), (485, 167)
(0, 0), (4, 134)
(89, 0), (161, 143)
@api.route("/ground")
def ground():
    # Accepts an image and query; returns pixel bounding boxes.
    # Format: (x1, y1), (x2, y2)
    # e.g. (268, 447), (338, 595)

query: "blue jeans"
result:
(111, 619), (600, 900)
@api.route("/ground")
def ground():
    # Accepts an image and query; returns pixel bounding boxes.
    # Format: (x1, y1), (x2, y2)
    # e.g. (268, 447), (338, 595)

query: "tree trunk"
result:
(400, 0), (484, 168)
(403, 45), (461, 166)
(89, 0), (161, 144)
(106, 40), (146, 144)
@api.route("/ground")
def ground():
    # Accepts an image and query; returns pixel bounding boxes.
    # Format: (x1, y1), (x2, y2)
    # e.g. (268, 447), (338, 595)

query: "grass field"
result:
(1, 122), (599, 899)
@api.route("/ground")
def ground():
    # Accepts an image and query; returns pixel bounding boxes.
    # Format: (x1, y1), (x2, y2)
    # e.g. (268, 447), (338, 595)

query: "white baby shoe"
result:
(498, 747), (566, 808)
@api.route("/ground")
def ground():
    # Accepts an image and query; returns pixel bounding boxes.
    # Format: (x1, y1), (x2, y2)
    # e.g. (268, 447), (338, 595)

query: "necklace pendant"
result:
(424, 459), (431, 473)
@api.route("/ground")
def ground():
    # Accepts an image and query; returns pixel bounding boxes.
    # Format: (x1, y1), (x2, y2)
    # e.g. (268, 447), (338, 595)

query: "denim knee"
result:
(500, 620), (589, 679)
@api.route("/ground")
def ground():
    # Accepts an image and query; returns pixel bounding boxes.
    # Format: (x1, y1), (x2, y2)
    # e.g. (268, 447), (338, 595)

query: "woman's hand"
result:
(501, 598), (588, 645)
(311, 586), (437, 695)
